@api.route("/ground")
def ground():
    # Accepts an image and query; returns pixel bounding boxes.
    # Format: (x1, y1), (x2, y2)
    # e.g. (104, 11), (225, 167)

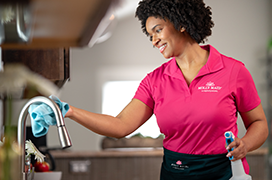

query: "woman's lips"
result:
(159, 44), (167, 53)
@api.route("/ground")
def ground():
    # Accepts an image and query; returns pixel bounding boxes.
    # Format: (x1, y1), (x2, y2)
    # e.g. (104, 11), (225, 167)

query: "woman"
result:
(65, 0), (268, 179)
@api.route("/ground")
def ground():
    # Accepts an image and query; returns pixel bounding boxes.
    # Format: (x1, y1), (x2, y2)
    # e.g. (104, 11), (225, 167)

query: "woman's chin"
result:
(163, 54), (173, 59)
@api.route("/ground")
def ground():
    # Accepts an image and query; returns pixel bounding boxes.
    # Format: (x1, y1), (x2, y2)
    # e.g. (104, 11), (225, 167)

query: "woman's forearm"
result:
(64, 99), (153, 139)
(241, 119), (269, 152)
(239, 104), (268, 153)
(65, 105), (129, 138)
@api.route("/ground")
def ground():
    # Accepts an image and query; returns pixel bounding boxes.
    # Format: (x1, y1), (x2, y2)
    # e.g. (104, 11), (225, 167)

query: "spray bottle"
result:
(224, 131), (252, 180)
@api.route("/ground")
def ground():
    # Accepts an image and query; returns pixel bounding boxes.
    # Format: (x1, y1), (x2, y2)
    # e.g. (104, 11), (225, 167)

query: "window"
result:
(102, 81), (161, 138)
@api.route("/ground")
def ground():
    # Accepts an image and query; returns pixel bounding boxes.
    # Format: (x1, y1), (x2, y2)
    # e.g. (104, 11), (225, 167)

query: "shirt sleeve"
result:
(233, 63), (261, 112)
(133, 75), (155, 110)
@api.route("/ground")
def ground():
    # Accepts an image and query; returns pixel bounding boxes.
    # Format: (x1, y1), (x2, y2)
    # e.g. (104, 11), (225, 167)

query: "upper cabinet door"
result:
(2, 48), (70, 89)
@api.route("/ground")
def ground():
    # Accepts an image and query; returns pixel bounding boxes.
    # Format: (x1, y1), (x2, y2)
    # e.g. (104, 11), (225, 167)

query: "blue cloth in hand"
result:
(28, 95), (69, 137)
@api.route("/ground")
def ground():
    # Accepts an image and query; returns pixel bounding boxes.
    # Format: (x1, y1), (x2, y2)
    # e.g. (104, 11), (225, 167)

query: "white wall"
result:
(47, 0), (271, 151)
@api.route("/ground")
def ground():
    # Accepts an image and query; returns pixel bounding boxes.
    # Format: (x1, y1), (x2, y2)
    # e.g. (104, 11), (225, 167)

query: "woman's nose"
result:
(152, 35), (159, 47)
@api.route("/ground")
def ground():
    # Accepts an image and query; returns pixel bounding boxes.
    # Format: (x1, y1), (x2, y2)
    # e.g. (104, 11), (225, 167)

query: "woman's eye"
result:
(156, 29), (162, 33)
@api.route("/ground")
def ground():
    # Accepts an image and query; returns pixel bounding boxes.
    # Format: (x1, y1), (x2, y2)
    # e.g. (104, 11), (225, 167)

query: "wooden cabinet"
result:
(2, 48), (70, 89)
(51, 150), (163, 180)
(55, 156), (162, 180)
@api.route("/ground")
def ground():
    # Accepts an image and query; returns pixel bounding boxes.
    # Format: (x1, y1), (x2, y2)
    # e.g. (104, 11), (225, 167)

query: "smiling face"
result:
(146, 16), (186, 59)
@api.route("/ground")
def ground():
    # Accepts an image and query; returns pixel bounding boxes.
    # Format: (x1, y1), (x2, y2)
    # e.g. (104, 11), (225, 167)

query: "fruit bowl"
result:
(33, 171), (62, 180)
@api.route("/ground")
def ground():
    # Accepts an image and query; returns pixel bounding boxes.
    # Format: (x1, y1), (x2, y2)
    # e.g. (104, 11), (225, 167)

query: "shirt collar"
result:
(164, 44), (224, 78)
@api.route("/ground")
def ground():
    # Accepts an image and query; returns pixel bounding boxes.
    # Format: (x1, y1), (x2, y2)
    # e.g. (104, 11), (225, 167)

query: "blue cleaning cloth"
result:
(28, 95), (70, 137)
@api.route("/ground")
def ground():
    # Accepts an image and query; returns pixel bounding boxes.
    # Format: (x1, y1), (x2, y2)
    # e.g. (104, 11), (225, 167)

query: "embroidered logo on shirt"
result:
(171, 160), (189, 170)
(197, 81), (222, 92)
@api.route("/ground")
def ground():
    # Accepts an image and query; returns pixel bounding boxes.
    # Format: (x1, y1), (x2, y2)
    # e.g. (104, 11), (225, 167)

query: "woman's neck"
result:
(175, 42), (209, 71)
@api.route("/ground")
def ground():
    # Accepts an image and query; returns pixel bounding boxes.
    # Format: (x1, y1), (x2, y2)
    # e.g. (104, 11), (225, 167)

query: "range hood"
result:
(0, 0), (117, 49)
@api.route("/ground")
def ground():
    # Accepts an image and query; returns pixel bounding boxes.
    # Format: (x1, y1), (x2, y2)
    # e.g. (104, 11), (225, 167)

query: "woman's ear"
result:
(180, 27), (186, 33)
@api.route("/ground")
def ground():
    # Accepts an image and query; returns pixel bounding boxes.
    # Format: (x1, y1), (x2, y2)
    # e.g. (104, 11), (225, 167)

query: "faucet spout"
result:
(17, 96), (72, 180)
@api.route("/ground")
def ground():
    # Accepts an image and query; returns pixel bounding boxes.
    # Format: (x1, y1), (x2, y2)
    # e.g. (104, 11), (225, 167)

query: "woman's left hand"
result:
(226, 137), (248, 161)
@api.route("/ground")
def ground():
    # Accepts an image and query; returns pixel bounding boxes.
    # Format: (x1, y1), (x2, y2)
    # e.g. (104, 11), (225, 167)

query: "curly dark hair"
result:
(135, 0), (214, 44)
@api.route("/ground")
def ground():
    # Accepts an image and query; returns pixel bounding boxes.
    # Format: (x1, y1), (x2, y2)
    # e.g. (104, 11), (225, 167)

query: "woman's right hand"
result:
(65, 105), (73, 118)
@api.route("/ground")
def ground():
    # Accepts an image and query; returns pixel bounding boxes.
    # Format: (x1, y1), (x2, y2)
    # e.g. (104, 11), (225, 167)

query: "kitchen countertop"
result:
(49, 147), (268, 158)
(50, 147), (164, 158)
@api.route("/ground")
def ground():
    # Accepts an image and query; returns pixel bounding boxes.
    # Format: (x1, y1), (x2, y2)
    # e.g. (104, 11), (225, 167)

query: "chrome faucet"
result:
(17, 96), (72, 180)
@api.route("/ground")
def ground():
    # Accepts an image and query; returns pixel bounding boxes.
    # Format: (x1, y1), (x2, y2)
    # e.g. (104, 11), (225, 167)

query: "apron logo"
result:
(197, 81), (222, 92)
(176, 160), (182, 165)
(171, 160), (189, 170)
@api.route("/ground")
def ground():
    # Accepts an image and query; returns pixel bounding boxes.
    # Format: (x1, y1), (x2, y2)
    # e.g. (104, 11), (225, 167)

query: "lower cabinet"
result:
(54, 155), (162, 180)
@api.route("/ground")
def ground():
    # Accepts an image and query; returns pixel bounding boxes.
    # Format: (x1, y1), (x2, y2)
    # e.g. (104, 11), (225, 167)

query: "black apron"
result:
(160, 148), (232, 180)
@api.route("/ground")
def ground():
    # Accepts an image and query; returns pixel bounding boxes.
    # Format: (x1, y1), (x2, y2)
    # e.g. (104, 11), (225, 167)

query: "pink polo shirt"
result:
(133, 45), (261, 173)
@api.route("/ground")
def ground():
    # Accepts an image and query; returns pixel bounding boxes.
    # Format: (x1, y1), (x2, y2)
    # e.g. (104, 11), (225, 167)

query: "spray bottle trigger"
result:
(227, 146), (234, 160)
